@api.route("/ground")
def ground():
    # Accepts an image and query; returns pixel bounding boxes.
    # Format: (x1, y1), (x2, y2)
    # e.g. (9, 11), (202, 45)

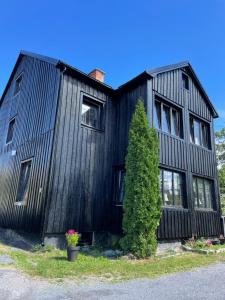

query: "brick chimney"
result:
(88, 68), (105, 83)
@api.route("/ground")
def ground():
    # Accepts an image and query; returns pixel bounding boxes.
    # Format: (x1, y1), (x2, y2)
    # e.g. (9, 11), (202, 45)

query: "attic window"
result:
(14, 74), (22, 95)
(182, 73), (189, 90)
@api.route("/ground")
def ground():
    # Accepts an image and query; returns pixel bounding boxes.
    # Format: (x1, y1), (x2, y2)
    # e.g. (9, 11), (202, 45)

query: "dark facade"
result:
(0, 51), (221, 241)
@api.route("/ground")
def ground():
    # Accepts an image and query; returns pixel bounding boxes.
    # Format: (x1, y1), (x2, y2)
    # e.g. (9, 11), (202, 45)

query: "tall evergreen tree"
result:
(120, 99), (161, 258)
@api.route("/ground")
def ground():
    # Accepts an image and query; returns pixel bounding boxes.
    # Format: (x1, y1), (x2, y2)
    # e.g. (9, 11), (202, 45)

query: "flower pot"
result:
(67, 246), (80, 261)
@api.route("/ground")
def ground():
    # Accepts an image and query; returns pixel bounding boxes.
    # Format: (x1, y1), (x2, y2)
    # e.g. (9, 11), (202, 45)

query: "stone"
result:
(0, 255), (15, 265)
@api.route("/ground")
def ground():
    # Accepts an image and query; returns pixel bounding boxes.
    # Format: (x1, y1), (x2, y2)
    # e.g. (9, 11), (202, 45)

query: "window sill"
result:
(194, 208), (214, 212)
(190, 142), (212, 152)
(14, 201), (26, 207)
(156, 129), (183, 141)
(81, 123), (104, 132)
(162, 206), (188, 211)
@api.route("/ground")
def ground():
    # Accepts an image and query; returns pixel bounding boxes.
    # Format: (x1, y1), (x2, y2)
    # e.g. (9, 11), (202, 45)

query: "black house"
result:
(0, 51), (221, 243)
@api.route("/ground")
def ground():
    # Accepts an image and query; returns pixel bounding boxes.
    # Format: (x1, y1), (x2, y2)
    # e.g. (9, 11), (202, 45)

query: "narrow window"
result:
(204, 180), (212, 209)
(193, 119), (201, 145)
(171, 109), (180, 137)
(16, 160), (32, 204)
(193, 176), (213, 209)
(182, 73), (189, 90)
(81, 96), (102, 129)
(201, 122), (210, 148)
(162, 105), (171, 133)
(197, 178), (205, 208)
(154, 100), (161, 129)
(115, 169), (125, 205)
(14, 74), (22, 96)
(163, 170), (173, 206)
(118, 170), (125, 204)
(6, 118), (15, 144)
(160, 169), (184, 207)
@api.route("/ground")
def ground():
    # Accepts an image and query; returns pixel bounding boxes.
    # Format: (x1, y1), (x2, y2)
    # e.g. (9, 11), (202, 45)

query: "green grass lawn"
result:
(1, 242), (225, 282)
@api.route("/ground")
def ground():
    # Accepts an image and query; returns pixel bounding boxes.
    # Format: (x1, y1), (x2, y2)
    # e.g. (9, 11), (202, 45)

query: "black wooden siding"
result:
(44, 74), (115, 234)
(112, 67), (220, 239)
(0, 56), (60, 232)
(154, 68), (220, 238)
(0, 54), (220, 240)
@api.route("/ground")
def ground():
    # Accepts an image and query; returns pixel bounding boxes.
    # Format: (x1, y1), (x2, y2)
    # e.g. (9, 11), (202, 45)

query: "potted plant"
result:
(65, 229), (80, 261)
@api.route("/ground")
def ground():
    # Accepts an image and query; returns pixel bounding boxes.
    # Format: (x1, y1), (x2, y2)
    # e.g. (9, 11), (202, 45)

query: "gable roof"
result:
(1, 52), (218, 118)
(0, 51), (113, 103)
(147, 61), (218, 118)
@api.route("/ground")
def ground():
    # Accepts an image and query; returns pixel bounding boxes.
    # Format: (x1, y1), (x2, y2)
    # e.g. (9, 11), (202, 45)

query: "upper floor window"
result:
(160, 169), (184, 207)
(193, 176), (213, 209)
(16, 159), (32, 204)
(14, 74), (22, 96)
(154, 98), (182, 138)
(190, 116), (210, 149)
(182, 73), (189, 90)
(6, 118), (15, 144)
(81, 96), (102, 129)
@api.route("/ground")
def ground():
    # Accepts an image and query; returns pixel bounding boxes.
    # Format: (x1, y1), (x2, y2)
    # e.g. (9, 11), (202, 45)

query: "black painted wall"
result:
(43, 73), (115, 234)
(0, 55), (60, 232)
(0, 53), (220, 240)
(112, 67), (220, 239)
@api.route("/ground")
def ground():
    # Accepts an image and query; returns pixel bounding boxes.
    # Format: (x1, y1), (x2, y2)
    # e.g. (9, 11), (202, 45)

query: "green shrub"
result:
(120, 99), (161, 258)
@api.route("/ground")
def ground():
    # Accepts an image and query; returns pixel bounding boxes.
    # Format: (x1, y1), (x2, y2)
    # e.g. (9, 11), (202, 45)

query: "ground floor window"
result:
(15, 159), (32, 204)
(193, 176), (213, 209)
(160, 168), (184, 207)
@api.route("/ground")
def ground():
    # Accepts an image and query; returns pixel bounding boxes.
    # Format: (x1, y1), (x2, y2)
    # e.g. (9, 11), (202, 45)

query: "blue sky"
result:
(0, 0), (225, 130)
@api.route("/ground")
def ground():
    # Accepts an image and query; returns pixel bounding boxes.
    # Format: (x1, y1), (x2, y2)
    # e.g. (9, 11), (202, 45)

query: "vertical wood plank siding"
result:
(152, 68), (220, 239)
(0, 56), (60, 232)
(112, 82), (147, 232)
(0, 55), (220, 240)
(44, 74), (115, 234)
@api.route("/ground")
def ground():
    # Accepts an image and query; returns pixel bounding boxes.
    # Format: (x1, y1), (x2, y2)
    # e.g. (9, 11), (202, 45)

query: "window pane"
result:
(6, 118), (15, 144)
(190, 117), (195, 143)
(204, 180), (212, 209)
(173, 172), (183, 206)
(16, 160), (32, 203)
(154, 101), (161, 129)
(182, 74), (189, 90)
(171, 109), (180, 137)
(14, 75), (22, 95)
(194, 120), (201, 145)
(193, 177), (198, 207)
(197, 178), (205, 208)
(162, 105), (170, 133)
(163, 171), (173, 206)
(201, 122), (210, 148)
(81, 99), (100, 129)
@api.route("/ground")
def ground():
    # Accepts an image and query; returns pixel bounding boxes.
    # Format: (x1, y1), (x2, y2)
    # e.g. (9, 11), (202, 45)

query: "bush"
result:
(120, 99), (161, 258)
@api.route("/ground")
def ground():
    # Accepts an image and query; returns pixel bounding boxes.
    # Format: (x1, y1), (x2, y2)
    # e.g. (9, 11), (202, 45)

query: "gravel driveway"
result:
(1, 263), (225, 300)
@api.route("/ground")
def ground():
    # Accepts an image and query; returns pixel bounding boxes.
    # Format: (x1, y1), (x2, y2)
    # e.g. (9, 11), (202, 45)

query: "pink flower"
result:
(66, 229), (77, 235)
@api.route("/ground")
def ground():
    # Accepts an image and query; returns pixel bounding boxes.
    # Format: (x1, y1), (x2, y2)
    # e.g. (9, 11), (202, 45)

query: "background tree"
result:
(120, 99), (161, 258)
(216, 127), (225, 215)
(215, 128), (225, 166)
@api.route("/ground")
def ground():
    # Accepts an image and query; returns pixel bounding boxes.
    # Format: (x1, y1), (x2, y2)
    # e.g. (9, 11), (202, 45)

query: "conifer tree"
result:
(120, 99), (161, 258)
